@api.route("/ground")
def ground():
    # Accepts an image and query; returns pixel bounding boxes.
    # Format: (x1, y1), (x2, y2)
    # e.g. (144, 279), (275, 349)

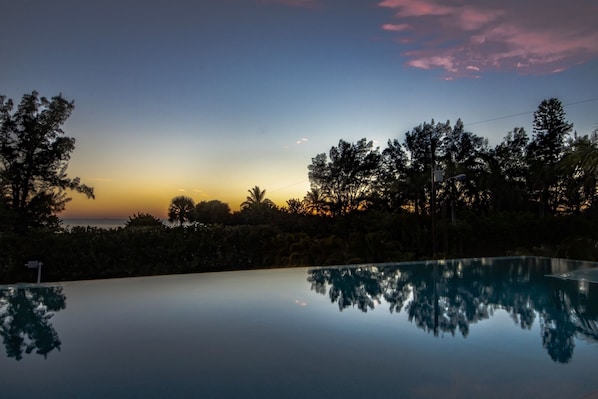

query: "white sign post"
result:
(25, 260), (43, 284)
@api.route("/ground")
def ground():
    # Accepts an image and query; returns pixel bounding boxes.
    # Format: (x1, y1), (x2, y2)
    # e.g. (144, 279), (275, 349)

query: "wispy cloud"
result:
(192, 189), (209, 198)
(294, 299), (307, 307)
(379, 0), (598, 77)
(296, 138), (308, 145)
(382, 23), (410, 32)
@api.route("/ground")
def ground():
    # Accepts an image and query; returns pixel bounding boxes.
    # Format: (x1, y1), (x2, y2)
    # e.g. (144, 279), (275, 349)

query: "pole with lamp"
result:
(432, 170), (466, 257)
(447, 173), (466, 225)
(430, 129), (437, 259)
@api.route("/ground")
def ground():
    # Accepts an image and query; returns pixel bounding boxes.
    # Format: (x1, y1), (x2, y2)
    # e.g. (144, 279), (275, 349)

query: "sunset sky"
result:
(2, 0), (597, 219)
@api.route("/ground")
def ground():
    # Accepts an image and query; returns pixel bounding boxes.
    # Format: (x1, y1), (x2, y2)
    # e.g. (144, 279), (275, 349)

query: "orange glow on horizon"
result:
(59, 180), (311, 219)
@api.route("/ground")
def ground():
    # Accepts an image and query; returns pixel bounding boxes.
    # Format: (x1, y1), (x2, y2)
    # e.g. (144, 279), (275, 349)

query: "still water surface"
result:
(61, 218), (135, 229)
(1, 257), (597, 398)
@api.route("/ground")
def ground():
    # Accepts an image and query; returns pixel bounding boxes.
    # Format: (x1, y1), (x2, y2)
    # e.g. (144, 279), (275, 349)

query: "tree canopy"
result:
(125, 212), (165, 229)
(527, 98), (573, 216)
(308, 138), (382, 216)
(195, 200), (231, 224)
(241, 185), (274, 210)
(3, 97), (598, 284)
(0, 91), (94, 231)
(299, 98), (591, 220)
(168, 195), (195, 226)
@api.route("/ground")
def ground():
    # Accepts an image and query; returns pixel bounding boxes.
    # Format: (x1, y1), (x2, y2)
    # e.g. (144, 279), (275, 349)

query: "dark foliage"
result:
(2, 97), (597, 284)
(3, 206), (598, 284)
(0, 91), (94, 232)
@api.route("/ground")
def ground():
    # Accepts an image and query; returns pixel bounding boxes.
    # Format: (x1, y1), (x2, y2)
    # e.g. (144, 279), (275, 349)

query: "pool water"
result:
(1, 257), (597, 398)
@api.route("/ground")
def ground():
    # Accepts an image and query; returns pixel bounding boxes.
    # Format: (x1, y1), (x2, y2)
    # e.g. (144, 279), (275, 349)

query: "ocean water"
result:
(61, 218), (176, 230)
(60, 218), (129, 230)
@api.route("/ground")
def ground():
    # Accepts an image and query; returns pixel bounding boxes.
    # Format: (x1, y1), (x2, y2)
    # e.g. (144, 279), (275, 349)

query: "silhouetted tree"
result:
(559, 131), (598, 212)
(0, 91), (94, 231)
(125, 212), (165, 229)
(168, 195), (195, 226)
(527, 98), (573, 216)
(438, 119), (489, 213)
(486, 127), (530, 212)
(308, 138), (382, 216)
(402, 120), (449, 215)
(303, 187), (327, 215)
(284, 198), (307, 215)
(379, 138), (408, 211)
(237, 186), (278, 225)
(195, 200), (231, 224)
(241, 185), (274, 210)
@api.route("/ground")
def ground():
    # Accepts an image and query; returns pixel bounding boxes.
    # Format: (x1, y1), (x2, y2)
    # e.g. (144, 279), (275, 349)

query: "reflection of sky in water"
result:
(1, 258), (598, 399)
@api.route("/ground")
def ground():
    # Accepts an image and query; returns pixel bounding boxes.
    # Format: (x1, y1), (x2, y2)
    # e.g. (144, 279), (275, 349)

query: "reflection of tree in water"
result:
(307, 258), (598, 363)
(0, 286), (66, 360)
(539, 280), (598, 363)
(308, 267), (382, 312)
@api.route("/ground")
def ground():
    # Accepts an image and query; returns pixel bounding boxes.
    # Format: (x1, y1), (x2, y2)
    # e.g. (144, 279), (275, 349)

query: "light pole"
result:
(446, 174), (466, 225)
(430, 130), (437, 259)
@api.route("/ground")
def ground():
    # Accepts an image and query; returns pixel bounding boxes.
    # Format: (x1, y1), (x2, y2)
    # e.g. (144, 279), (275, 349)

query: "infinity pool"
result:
(1, 257), (597, 398)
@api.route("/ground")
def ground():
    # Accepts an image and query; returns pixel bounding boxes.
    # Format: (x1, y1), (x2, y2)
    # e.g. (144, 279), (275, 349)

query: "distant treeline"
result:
(3, 94), (598, 283)
(2, 209), (598, 283)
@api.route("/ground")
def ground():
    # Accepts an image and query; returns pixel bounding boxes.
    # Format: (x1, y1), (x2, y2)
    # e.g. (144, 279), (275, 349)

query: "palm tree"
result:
(560, 132), (598, 212)
(168, 195), (195, 226)
(564, 133), (598, 176)
(303, 187), (326, 215)
(241, 185), (274, 210)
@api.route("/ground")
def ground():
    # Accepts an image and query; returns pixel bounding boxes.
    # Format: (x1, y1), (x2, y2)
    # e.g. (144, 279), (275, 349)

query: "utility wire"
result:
(271, 179), (309, 192)
(465, 97), (598, 127)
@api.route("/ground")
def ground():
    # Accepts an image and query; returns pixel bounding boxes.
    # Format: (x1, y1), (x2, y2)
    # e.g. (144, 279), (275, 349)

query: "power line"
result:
(465, 97), (598, 127)
(465, 110), (533, 126)
(271, 179), (309, 192)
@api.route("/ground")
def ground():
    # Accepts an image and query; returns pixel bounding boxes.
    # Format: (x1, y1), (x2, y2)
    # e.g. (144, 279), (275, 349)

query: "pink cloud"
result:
(458, 7), (503, 31)
(407, 55), (457, 73)
(379, 0), (452, 17)
(382, 23), (410, 32)
(379, 0), (598, 77)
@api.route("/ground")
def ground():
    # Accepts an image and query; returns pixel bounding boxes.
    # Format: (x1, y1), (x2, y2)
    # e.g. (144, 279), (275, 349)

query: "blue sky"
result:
(2, 0), (597, 218)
